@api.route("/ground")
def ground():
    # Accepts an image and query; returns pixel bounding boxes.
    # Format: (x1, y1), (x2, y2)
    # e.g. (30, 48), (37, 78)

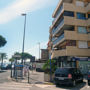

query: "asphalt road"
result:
(28, 71), (90, 90)
(0, 70), (90, 90)
(0, 70), (11, 83)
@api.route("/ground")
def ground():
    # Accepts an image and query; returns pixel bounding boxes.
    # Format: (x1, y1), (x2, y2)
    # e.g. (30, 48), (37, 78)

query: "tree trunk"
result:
(1, 55), (3, 70)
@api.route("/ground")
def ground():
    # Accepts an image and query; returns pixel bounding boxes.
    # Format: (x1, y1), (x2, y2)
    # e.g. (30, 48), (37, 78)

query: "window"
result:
(78, 41), (88, 48)
(55, 5), (63, 18)
(88, 42), (90, 49)
(64, 11), (74, 17)
(78, 26), (87, 34)
(77, 13), (86, 20)
(66, 40), (76, 46)
(76, 1), (84, 7)
(88, 28), (90, 33)
(88, 14), (90, 18)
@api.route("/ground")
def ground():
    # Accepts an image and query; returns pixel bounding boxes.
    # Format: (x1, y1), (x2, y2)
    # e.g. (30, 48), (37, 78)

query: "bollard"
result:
(28, 70), (30, 83)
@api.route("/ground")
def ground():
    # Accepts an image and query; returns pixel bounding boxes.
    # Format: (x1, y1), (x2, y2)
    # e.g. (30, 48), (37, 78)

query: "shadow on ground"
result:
(29, 77), (44, 84)
(0, 70), (6, 73)
(56, 82), (86, 90)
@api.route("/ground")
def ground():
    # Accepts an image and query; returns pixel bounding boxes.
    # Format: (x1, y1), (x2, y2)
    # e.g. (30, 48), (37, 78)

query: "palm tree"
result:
(0, 35), (7, 48)
(43, 59), (57, 74)
(0, 53), (7, 69)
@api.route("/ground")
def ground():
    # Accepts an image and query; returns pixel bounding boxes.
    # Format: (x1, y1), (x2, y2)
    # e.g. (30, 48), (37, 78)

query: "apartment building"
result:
(48, 0), (90, 73)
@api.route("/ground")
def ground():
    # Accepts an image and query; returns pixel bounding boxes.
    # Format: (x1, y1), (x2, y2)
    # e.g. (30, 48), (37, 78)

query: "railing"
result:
(52, 5), (63, 25)
(53, 34), (64, 45)
(52, 37), (57, 41)
(52, 19), (64, 35)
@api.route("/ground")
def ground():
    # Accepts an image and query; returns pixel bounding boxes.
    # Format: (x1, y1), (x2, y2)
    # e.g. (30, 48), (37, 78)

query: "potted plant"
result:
(43, 59), (57, 82)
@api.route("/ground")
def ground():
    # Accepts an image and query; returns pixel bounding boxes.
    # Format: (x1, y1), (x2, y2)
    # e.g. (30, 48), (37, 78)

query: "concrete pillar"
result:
(73, 0), (76, 5)
(76, 60), (79, 68)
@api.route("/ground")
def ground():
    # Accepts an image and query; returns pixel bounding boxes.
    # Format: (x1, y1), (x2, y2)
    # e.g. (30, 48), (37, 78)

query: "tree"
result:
(13, 52), (21, 60)
(43, 59), (57, 74)
(12, 52), (33, 64)
(9, 58), (14, 62)
(0, 35), (7, 48)
(21, 52), (32, 64)
(0, 53), (7, 69)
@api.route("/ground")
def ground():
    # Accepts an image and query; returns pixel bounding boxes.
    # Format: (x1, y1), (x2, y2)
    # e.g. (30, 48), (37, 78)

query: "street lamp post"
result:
(21, 13), (27, 79)
(38, 42), (40, 60)
(22, 13), (27, 65)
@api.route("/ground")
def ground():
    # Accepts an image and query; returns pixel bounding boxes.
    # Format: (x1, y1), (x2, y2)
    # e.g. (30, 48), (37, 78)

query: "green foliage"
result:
(13, 52), (21, 60)
(12, 52), (32, 60)
(0, 53), (7, 66)
(9, 58), (15, 62)
(43, 59), (57, 74)
(0, 35), (7, 48)
(21, 52), (32, 60)
(0, 53), (7, 60)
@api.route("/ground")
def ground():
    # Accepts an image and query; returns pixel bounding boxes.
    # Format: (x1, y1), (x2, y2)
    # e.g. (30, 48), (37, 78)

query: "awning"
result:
(72, 57), (90, 61)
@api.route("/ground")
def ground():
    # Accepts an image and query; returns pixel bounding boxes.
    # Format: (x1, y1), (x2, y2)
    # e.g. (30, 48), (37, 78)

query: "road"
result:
(0, 70), (90, 90)
(0, 70), (11, 83)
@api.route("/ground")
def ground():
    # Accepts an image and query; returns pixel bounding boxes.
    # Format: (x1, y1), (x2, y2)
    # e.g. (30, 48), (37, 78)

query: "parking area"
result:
(0, 70), (90, 90)
(25, 70), (90, 90)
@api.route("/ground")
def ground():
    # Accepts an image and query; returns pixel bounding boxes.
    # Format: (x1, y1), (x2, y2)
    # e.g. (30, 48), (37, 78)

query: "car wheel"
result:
(88, 81), (90, 86)
(80, 79), (83, 83)
(72, 80), (76, 86)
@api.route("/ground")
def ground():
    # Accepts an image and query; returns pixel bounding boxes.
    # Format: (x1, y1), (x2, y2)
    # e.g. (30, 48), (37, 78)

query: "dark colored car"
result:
(6, 64), (11, 70)
(1, 64), (7, 70)
(54, 67), (83, 86)
(87, 71), (90, 86)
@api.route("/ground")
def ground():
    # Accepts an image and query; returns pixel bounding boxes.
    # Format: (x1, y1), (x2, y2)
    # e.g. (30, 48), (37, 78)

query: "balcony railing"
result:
(52, 37), (56, 41)
(52, 19), (64, 35)
(53, 34), (64, 45)
(52, 5), (63, 25)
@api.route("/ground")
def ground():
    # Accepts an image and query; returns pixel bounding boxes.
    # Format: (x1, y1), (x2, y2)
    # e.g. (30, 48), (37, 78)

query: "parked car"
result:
(87, 71), (90, 86)
(54, 67), (83, 86)
(6, 64), (11, 70)
(1, 64), (7, 70)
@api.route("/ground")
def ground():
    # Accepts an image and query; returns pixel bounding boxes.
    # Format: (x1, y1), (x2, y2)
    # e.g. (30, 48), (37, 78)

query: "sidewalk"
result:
(0, 70), (90, 90)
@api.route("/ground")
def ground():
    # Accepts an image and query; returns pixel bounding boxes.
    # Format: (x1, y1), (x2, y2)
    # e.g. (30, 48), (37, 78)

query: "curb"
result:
(44, 82), (54, 85)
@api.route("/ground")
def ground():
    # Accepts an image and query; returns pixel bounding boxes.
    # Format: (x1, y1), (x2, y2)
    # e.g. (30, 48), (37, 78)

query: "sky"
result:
(0, 0), (59, 61)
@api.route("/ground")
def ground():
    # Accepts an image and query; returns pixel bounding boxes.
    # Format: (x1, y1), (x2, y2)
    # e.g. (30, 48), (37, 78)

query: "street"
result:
(0, 70), (11, 83)
(0, 70), (90, 90)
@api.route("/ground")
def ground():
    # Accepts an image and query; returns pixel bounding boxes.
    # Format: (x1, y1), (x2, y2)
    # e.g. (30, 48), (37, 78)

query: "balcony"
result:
(52, 16), (88, 37)
(52, 0), (73, 17)
(52, 2), (86, 30)
(86, 3), (90, 12)
(52, 37), (57, 42)
(52, 19), (64, 35)
(53, 34), (64, 47)
(87, 18), (90, 26)
(52, 5), (63, 25)
(52, 30), (90, 48)
(51, 46), (90, 59)
(63, 3), (86, 13)
(64, 31), (90, 41)
(64, 16), (87, 26)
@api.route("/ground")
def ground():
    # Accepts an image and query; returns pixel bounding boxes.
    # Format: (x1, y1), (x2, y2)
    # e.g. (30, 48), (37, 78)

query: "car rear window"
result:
(55, 68), (73, 74)
(88, 71), (90, 74)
